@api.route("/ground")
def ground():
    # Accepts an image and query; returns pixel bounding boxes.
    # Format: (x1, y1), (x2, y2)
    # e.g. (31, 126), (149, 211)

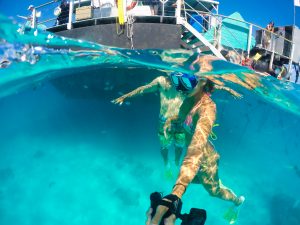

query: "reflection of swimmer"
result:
(149, 73), (245, 225)
(190, 55), (263, 93)
(190, 54), (215, 73)
(214, 72), (262, 91)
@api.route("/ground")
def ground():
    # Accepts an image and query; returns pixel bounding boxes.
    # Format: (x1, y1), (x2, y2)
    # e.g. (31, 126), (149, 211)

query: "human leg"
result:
(171, 144), (206, 198)
(158, 130), (172, 166)
(160, 147), (169, 166)
(158, 126), (174, 178)
(174, 147), (183, 167)
(194, 144), (244, 224)
(174, 132), (185, 166)
(197, 144), (243, 205)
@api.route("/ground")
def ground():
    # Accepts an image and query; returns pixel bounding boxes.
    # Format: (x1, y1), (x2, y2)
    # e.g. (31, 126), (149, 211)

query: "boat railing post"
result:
(176, 0), (182, 24)
(269, 35), (275, 71)
(288, 42), (295, 73)
(247, 24), (253, 57)
(160, 0), (167, 23)
(31, 8), (37, 29)
(260, 30), (263, 47)
(288, 27), (295, 73)
(67, 0), (74, 30)
(216, 18), (222, 50)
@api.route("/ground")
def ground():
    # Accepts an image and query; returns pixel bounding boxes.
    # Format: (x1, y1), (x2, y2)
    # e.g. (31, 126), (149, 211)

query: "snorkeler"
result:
(112, 74), (242, 178)
(148, 72), (245, 225)
(112, 75), (186, 177)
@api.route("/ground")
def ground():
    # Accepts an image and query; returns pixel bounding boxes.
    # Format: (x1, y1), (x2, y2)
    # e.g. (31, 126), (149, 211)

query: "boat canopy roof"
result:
(204, 12), (256, 51)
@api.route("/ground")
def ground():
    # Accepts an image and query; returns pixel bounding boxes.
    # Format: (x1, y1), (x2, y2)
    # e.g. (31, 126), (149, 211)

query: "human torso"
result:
(157, 78), (216, 146)
(158, 77), (185, 119)
(182, 94), (216, 144)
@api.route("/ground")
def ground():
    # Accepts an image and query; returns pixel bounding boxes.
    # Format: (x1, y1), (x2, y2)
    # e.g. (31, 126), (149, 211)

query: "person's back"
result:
(157, 76), (185, 119)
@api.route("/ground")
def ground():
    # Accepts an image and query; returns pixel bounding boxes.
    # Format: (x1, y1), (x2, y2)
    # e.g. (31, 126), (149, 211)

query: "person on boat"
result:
(144, 0), (160, 15)
(148, 72), (245, 225)
(56, 0), (69, 25)
(27, 5), (35, 23)
(25, 5), (42, 28)
(263, 21), (274, 50)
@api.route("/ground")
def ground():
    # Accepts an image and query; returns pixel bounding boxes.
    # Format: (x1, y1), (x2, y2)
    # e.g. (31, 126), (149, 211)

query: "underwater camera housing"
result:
(179, 208), (207, 225)
(150, 192), (206, 225)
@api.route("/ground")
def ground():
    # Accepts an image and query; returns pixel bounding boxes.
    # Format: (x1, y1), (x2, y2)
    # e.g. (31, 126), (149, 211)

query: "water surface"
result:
(1, 15), (300, 225)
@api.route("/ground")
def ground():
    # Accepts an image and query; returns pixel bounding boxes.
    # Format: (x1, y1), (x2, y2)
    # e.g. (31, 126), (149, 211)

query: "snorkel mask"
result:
(170, 72), (198, 92)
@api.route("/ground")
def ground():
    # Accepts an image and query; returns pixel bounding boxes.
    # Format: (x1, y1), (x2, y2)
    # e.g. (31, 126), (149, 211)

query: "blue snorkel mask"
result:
(170, 72), (198, 92)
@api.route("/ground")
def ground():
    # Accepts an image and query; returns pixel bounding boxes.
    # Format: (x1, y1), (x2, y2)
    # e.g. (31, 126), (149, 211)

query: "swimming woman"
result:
(148, 72), (245, 225)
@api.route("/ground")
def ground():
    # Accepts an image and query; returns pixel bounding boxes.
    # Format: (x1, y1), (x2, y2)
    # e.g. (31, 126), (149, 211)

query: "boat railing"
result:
(29, 0), (180, 30)
(33, 0), (63, 29)
(27, 0), (295, 68)
(178, 1), (294, 68)
(183, 6), (244, 61)
(216, 12), (294, 58)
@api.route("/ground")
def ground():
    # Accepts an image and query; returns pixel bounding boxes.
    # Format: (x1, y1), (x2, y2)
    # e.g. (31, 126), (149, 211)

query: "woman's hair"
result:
(203, 79), (214, 93)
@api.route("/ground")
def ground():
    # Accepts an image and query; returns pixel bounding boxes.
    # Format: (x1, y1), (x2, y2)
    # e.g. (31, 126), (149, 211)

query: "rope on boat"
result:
(127, 15), (135, 49)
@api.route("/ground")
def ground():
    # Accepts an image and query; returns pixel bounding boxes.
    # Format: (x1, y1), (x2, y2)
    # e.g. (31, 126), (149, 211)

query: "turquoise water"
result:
(1, 15), (300, 225)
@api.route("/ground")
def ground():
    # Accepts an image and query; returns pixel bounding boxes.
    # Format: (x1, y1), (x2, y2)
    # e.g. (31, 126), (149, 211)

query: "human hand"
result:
(232, 91), (243, 99)
(148, 194), (181, 225)
(111, 95), (126, 105)
(150, 205), (176, 225)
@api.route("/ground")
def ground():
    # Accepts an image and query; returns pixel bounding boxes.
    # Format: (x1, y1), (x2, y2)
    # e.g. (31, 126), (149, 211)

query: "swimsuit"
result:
(158, 115), (185, 148)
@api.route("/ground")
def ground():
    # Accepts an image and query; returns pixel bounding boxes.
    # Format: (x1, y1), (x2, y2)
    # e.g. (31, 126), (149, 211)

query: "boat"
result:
(24, 0), (299, 79)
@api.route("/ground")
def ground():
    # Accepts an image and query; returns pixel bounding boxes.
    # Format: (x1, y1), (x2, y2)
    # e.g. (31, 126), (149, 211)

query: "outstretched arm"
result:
(112, 76), (163, 105)
(214, 84), (243, 99)
(149, 97), (215, 225)
(172, 99), (216, 198)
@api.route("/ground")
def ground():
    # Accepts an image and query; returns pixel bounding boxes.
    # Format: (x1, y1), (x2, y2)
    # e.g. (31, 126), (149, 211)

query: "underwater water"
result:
(1, 15), (300, 225)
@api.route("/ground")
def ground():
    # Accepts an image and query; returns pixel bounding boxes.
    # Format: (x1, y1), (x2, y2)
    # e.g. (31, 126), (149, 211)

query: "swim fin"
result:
(223, 206), (240, 224)
(164, 167), (173, 180)
(164, 163), (173, 180)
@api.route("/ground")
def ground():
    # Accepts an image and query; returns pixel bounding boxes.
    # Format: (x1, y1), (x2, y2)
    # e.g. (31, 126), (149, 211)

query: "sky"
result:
(0, 0), (299, 28)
